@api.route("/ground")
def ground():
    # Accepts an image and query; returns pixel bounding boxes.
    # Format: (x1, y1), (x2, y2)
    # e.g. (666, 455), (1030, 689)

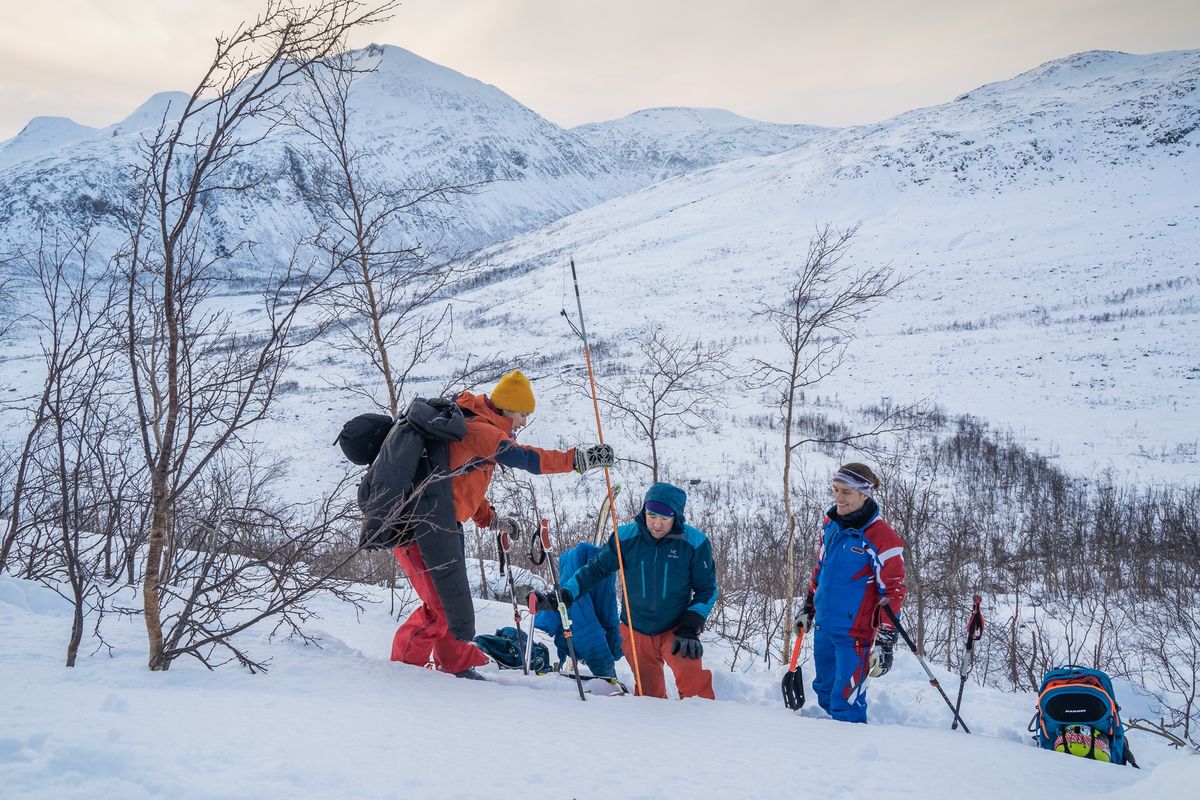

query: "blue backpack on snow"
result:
(1029, 665), (1138, 768)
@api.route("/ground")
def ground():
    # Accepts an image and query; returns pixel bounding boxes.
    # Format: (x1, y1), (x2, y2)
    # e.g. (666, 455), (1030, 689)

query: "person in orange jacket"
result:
(390, 369), (615, 679)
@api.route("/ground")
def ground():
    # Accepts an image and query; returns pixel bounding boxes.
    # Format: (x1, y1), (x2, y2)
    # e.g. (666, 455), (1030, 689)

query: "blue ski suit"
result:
(809, 498), (906, 723)
(535, 542), (622, 677)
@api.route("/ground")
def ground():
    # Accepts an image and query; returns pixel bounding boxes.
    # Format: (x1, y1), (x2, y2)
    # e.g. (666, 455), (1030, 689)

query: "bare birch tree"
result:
(119, 0), (394, 670)
(294, 49), (481, 416)
(565, 326), (733, 482)
(751, 223), (905, 654)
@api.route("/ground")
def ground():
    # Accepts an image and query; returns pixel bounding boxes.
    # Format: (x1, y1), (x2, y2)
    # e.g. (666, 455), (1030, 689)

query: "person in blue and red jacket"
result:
(794, 462), (906, 723)
(389, 369), (613, 680)
(535, 482), (719, 700)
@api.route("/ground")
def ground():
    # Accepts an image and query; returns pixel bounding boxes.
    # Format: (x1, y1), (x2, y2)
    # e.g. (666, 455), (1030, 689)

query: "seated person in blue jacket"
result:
(534, 541), (622, 678)
(535, 482), (719, 699)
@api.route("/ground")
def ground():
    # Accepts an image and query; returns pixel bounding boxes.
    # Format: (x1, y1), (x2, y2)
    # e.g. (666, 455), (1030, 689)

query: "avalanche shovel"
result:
(781, 626), (807, 710)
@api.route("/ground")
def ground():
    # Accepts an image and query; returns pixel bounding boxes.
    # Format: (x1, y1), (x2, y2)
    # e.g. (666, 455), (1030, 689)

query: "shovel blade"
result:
(781, 667), (805, 710)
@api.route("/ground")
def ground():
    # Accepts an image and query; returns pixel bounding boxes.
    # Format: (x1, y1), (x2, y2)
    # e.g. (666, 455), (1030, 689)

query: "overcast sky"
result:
(1, 0), (1196, 141)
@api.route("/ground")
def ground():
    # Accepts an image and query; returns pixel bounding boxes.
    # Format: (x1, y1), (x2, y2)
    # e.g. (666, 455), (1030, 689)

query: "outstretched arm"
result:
(493, 439), (576, 475)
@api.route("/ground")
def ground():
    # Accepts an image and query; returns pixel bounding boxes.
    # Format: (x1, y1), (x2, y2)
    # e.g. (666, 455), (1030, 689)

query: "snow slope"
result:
(573, 106), (829, 181)
(2, 575), (1194, 800)
(435, 49), (1200, 485)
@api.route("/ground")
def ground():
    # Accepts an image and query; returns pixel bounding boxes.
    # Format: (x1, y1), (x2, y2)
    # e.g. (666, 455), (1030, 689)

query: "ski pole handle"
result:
(527, 591), (538, 615)
(967, 595), (985, 647)
(539, 518), (553, 553)
(881, 603), (918, 656)
(557, 599), (572, 631)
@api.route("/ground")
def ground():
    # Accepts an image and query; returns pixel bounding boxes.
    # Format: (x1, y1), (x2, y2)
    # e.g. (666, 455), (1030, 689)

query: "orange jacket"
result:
(449, 391), (577, 527)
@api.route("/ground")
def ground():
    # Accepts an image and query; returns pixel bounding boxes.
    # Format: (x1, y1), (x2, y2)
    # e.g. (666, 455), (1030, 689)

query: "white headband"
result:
(833, 469), (874, 497)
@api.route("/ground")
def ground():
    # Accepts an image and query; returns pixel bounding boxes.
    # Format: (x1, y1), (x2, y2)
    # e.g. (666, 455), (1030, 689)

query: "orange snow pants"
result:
(390, 543), (488, 675)
(620, 624), (715, 700)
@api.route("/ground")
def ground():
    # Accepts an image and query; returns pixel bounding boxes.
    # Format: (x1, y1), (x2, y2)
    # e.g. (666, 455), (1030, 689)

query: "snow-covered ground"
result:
(2, 574), (1194, 800)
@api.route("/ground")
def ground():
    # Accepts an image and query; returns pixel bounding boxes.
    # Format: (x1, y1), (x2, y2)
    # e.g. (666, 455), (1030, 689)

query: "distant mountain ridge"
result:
(0, 46), (638, 265)
(0, 45), (828, 270)
(572, 107), (830, 181)
(807, 49), (1200, 192)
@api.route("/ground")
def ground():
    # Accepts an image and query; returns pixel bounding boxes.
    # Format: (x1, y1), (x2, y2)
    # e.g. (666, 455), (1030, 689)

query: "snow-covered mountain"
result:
(573, 106), (829, 181)
(1, 46), (1196, 486)
(0, 116), (99, 169)
(0, 45), (649, 264)
(436, 49), (1200, 485)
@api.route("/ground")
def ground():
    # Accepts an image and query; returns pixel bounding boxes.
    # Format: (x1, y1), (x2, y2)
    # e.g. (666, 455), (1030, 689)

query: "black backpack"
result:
(335, 413), (395, 466)
(338, 400), (467, 551)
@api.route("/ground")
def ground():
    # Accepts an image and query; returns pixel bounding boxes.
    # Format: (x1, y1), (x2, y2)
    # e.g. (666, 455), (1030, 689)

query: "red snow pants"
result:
(390, 543), (488, 674)
(620, 624), (715, 700)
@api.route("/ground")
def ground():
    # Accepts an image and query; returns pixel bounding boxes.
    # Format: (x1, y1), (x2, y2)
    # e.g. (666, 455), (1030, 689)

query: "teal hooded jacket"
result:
(563, 482), (719, 636)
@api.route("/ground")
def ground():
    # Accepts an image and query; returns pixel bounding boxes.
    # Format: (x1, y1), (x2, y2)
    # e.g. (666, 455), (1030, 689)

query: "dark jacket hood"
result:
(826, 497), (880, 531)
(405, 397), (467, 443)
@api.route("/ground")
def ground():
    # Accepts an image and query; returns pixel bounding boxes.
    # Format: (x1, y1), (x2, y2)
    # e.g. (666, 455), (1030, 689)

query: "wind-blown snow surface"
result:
(439, 49), (1200, 485)
(2, 575), (1194, 799)
(573, 106), (829, 181)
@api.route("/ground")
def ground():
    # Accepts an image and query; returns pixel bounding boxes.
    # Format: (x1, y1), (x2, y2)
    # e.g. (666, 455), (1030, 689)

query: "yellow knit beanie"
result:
(491, 369), (535, 414)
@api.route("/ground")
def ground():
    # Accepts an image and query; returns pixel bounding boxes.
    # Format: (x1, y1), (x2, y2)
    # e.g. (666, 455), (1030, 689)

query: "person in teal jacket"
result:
(535, 482), (719, 699)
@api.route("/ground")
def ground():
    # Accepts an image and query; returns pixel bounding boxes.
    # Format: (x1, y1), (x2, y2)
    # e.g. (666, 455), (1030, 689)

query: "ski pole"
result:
(497, 529), (529, 675)
(525, 592), (538, 673)
(881, 602), (972, 733)
(562, 258), (643, 696)
(541, 518), (586, 701)
(951, 595), (985, 730)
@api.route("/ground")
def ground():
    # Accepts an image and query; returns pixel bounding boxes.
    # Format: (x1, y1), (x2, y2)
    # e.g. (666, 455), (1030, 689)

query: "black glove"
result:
(671, 610), (705, 660)
(672, 629), (703, 660)
(870, 625), (898, 677)
(488, 515), (519, 537)
(573, 443), (615, 474)
(531, 588), (573, 612)
(793, 592), (816, 635)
